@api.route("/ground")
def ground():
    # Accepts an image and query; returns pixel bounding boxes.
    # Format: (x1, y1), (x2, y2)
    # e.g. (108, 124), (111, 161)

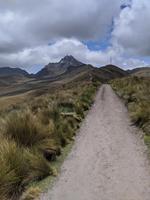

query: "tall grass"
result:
(0, 138), (52, 200)
(111, 76), (150, 144)
(0, 80), (100, 199)
(5, 111), (49, 147)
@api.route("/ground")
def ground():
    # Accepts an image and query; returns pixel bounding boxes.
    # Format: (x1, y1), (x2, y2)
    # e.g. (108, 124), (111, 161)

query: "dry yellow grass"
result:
(0, 79), (100, 199)
(20, 187), (41, 200)
(111, 76), (150, 144)
(0, 92), (30, 112)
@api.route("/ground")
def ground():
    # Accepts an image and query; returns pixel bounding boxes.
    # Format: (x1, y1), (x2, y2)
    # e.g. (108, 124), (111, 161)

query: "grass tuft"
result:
(5, 111), (49, 147)
(0, 137), (52, 200)
(20, 186), (41, 200)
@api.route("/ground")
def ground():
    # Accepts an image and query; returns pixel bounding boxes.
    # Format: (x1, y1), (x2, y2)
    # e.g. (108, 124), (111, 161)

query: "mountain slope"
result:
(36, 55), (83, 78)
(0, 67), (29, 77)
(0, 56), (129, 97)
(128, 67), (150, 77)
(36, 56), (127, 82)
(100, 65), (128, 77)
(0, 67), (31, 87)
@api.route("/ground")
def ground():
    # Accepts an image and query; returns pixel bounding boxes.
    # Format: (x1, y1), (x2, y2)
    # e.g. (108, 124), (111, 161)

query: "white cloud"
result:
(0, 0), (149, 70)
(1, 38), (145, 73)
(0, 0), (121, 53)
(112, 0), (150, 56)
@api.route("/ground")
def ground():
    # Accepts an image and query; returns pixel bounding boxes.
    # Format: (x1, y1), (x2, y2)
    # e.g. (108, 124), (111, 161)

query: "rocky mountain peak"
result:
(59, 55), (83, 66)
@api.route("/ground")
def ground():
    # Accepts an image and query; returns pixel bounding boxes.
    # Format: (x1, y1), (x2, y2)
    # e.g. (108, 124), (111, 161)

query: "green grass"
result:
(144, 135), (150, 147)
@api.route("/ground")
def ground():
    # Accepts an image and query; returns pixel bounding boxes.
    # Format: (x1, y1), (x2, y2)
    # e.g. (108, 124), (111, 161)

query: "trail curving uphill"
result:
(41, 85), (150, 200)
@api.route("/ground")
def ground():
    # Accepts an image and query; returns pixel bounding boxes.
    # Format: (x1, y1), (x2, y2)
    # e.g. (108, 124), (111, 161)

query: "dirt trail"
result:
(40, 84), (150, 200)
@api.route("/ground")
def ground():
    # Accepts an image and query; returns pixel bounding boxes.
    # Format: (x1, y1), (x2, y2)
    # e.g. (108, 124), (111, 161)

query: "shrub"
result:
(24, 150), (52, 182)
(4, 111), (49, 147)
(130, 102), (150, 127)
(21, 187), (41, 200)
(29, 98), (49, 114)
(59, 119), (74, 140)
(74, 101), (84, 118)
(0, 138), (52, 200)
(34, 139), (61, 161)
(38, 108), (55, 125)
(0, 138), (29, 199)
(58, 101), (75, 113)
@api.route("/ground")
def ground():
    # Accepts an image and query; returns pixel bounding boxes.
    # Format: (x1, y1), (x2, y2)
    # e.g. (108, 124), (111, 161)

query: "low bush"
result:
(34, 139), (61, 161)
(0, 138), (52, 200)
(21, 186), (41, 200)
(24, 150), (53, 182)
(58, 101), (75, 113)
(4, 111), (49, 147)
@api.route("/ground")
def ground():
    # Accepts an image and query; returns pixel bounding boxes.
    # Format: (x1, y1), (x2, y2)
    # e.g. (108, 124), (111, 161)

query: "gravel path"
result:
(40, 84), (150, 200)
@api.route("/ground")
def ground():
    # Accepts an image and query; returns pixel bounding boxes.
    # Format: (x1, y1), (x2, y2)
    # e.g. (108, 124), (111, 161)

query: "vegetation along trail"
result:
(40, 84), (150, 200)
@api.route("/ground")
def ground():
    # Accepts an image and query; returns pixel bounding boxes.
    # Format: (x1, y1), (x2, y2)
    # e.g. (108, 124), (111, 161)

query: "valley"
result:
(0, 56), (149, 200)
(1, 1), (150, 200)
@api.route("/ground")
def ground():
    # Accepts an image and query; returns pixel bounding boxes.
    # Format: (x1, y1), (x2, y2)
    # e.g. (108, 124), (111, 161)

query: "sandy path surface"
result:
(40, 84), (150, 200)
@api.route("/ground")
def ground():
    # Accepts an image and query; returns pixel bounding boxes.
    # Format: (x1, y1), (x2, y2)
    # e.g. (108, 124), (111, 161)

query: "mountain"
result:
(35, 56), (128, 83)
(0, 57), (129, 83)
(128, 67), (150, 77)
(47, 63), (128, 86)
(0, 56), (136, 97)
(0, 67), (31, 87)
(36, 55), (84, 78)
(0, 67), (29, 77)
(100, 65), (128, 78)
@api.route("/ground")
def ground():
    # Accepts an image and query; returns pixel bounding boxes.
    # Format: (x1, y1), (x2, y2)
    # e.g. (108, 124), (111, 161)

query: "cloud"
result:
(112, 0), (150, 56)
(0, 0), (121, 53)
(0, 38), (145, 73)
(0, 0), (149, 70)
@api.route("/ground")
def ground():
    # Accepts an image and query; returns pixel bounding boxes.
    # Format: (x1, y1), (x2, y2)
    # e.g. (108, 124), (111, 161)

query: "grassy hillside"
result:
(131, 68), (150, 77)
(0, 61), (128, 199)
(110, 76), (150, 146)
(0, 78), (100, 200)
(0, 63), (127, 98)
(129, 67), (150, 77)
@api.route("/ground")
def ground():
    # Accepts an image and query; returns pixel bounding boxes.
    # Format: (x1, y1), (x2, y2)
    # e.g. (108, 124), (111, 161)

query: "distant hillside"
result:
(0, 56), (129, 97)
(35, 56), (128, 83)
(99, 65), (128, 79)
(128, 67), (150, 77)
(68, 64), (128, 83)
(0, 67), (29, 77)
(0, 67), (31, 87)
